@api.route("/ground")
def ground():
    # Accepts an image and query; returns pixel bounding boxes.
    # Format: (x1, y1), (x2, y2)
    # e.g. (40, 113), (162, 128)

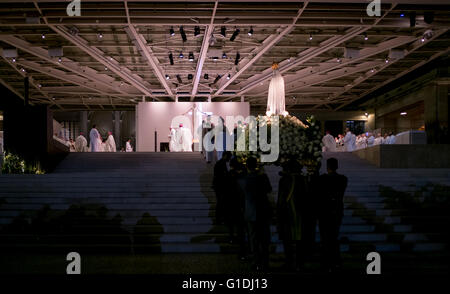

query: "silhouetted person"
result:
(318, 158), (348, 272)
(277, 159), (303, 270)
(228, 157), (247, 256)
(297, 163), (321, 269)
(212, 151), (232, 225)
(243, 157), (272, 271)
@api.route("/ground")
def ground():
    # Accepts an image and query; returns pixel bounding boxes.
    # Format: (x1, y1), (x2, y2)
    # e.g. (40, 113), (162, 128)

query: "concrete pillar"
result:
(80, 111), (88, 136)
(424, 83), (449, 143)
(114, 111), (121, 150)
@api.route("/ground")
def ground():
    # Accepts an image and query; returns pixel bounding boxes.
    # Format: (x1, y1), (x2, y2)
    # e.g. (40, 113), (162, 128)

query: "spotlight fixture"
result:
(364, 33), (368, 41)
(169, 27), (175, 36)
(176, 74), (182, 83)
(41, 33), (46, 39)
(169, 52), (174, 65)
(213, 57), (218, 62)
(309, 34), (313, 41)
(421, 37), (425, 42)
(227, 74), (231, 80)
(337, 57), (341, 63)
(371, 68), (375, 73)
(98, 32), (103, 39)
(409, 12), (416, 28)
(222, 52), (227, 59)
(188, 52), (194, 62)
(385, 58), (389, 63)
(230, 28), (240, 41)
(400, 12), (405, 17)
(234, 52), (240, 65)
(204, 73), (209, 80)
(194, 26), (201, 37)
(400, 112), (407, 116)
(21, 68), (25, 72)
(104, 66), (108, 71)
(213, 75), (221, 84)
(248, 27), (253, 36)
(424, 12), (434, 24)
(364, 112), (369, 117)
(180, 26), (187, 42)
(220, 26), (226, 37)
(58, 57), (62, 63)
(120, 82), (124, 86)
(165, 74), (170, 80)
(188, 74), (193, 80)
(179, 52), (184, 59)
(292, 96), (296, 100)
(38, 84), (42, 88)
(12, 58), (16, 63)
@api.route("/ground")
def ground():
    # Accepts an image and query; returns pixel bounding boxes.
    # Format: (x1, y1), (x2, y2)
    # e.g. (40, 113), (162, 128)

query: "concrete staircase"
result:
(0, 152), (449, 255)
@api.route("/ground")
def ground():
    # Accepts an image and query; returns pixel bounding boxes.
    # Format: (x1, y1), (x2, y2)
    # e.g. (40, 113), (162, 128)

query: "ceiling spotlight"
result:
(400, 12), (405, 18)
(104, 66), (108, 71)
(179, 52), (184, 59)
(41, 33), (46, 39)
(120, 82), (124, 86)
(409, 12), (416, 28)
(180, 26), (187, 42)
(38, 84), (42, 88)
(371, 68), (375, 73)
(213, 57), (218, 62)
(165, 74), (170, 80)
(58, 57), (62, 62)
(169, 27), (175, 36)
(364, 33), (368, 41)
(98, 32), (103, 39)
(230, 28), (240, 41)
(12, 58), (16, 63)
(424, 12), (434, 24)
(213, 75), (221, 84)
(309, 34), (313, 41)
(220, 26), (226, 37)
(189, 52), (194, 62)
(176, 74), (182, 83)
(292, 96), (296, 100)
(222, 52), (227, 59)
(385, 58), (389, 63)
(235, 52), (240, 65)
(400, 112), (407, 116)
(364, 112), (369, 116)
(248, 27), (253, 36)
(227, 74), (231, 80)
(337, 57), (341, 63)
(188, 74), (193, 80)
(194, 26), (201, 37)
(169, 52), (174, 65)
(421, 37), (425, 42)
(21, 68), (25, 72)
(204, 73), (209, 80)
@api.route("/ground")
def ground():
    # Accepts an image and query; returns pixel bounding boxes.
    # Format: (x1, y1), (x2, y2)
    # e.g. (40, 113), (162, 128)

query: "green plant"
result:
(1, 152), (45, 174)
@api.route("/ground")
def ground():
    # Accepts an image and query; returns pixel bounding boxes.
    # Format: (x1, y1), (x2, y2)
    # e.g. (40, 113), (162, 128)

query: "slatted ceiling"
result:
(0, 1), (448, 110)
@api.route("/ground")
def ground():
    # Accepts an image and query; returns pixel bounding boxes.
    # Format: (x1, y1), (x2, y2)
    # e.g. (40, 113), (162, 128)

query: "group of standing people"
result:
(213, 153), (348, 273)
(168, 123), (193, 152)
(323, 128), (397, 152)
(68, 125), (133, 153)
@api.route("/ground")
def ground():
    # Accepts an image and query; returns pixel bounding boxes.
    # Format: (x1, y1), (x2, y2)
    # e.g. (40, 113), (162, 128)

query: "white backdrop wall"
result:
(136, 102), (250, 152)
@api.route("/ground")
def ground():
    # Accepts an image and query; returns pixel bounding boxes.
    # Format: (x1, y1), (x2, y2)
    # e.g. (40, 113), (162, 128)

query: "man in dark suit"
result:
(318, 157), (348, 273)
(212, 151), (232, 224)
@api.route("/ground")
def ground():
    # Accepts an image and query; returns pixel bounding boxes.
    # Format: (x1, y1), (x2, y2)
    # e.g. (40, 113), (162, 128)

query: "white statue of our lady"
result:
(266, 63), (289, 117)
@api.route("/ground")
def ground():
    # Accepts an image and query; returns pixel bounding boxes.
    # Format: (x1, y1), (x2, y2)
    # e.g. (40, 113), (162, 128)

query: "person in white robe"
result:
(373, 133), (383, 145)
(351, 133), (357, 151)
(360, 134), (368, 149)
(388, 132), (396, 144)
(344, 128), (354, 152)
(126, 139), (133, 152)
(169, 127), (179, 152)
(89, 125), (101, 152)
(322, 131), (337, 152)
(75, 133), (88, 152)
(178, 123), (193, 152)
(105, 131), (116, 152)
(367, 133), (375, 147)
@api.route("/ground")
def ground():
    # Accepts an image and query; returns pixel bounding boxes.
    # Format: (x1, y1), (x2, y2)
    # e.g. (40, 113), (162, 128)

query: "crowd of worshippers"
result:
(322, 127), (397, 152)
(53, 125), (133, 153)
(213, 152), (348, 273)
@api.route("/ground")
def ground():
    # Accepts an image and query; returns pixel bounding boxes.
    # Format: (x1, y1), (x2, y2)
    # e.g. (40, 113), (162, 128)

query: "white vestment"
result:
(374, 137), (383, 145)
(388, 135), (396, 144)
(169, 129), (180, 152)
(105, 134), (116, 152)
(344, 131), (354, 152)
(367, 136), (375, 147)
(351, 134), (357, 151)
(75, 135), (88, 152)
(179, 127), (193, 152)
(89, 128), (101, 152)
(322, 134), (336, 152)
(126, 141), (133, 152)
